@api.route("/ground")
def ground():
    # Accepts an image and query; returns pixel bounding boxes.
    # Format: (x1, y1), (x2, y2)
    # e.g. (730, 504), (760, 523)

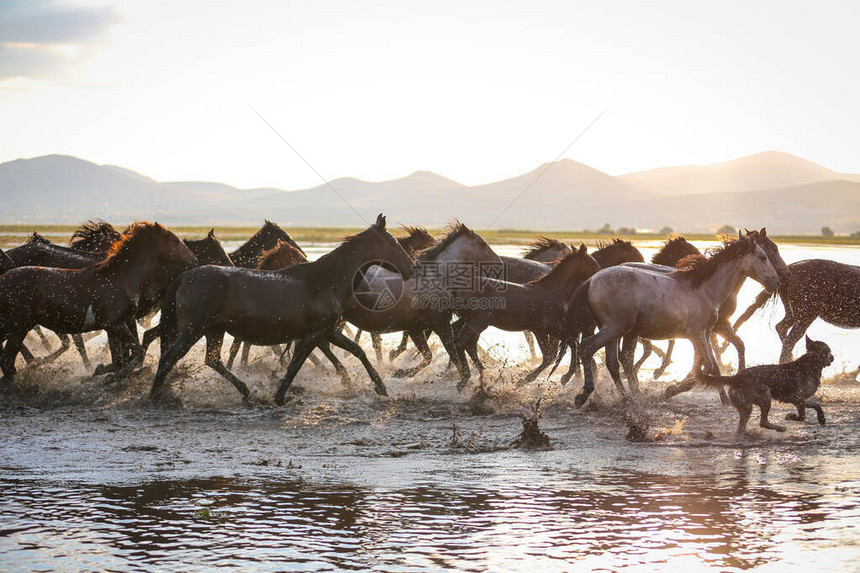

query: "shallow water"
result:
(1, 242), (858, 571)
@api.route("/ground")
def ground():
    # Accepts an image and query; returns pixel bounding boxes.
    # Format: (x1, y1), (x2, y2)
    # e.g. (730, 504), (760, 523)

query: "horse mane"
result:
(68, 219), (122, 251)
(651, 234), (701, 267)
(416, 221), (474, 262)
(674, 237), (753, 286)
(27, 232), (52, 245)
(257, 239), (308, 270)
(94, 221), (165, 270)
(528, 248), (589, 285)
(398, 225), (433, 242)
(594, 237), (632, 253)
(523, 236), (567, 260)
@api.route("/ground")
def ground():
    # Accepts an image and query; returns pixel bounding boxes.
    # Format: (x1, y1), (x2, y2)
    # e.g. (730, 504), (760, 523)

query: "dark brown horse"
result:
(225, 239), (310, 369)
(0, 223), (197, 384)
(229, 220), (305, 268)
(184, 229), (234, 266)
(153, 214), (413, 404)
(733, 259), (859, 364)
(454, 245), (601, 388)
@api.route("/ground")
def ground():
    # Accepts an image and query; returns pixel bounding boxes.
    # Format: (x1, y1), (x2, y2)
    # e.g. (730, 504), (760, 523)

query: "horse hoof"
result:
(574, 393), (589, 408)
(456, 378), (469, 392)
(374, 385), (389, 397)
(817, 414), (826, 425)
(392, 369), (408, 378)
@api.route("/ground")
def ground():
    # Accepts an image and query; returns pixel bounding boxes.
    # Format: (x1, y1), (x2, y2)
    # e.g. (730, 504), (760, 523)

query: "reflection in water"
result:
(1, 466), (857, 571)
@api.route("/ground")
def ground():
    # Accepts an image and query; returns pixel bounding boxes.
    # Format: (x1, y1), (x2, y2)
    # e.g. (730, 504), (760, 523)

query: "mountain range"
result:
(0, 151), (858, 233)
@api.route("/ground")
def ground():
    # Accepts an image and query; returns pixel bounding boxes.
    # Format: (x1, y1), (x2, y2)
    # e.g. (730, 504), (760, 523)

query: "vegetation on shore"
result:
(1, 224), (858, 248)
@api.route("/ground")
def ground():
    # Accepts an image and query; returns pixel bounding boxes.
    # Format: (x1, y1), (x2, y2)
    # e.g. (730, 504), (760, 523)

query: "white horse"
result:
(564, 232), (781, 407)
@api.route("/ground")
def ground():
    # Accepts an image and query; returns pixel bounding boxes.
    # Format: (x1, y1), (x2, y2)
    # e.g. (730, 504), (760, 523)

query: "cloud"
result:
(0, 0), (119, 81)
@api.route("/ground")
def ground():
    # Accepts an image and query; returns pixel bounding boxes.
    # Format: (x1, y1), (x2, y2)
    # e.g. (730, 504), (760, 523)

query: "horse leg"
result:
(141, 324), (161, 356)
(431, 320), (469, 388)
(226, 337), (241, 369)
(151, 331), (202, 401)
(204, 330), (252, 403)
(317, 341), (351, 385)
(577, 327), (623, 408)
(775, 315), (793, 344)
(521, 336), (560, 384)
(392, 329), (433, 378)
(72, 334), (90, 369)
(353, 328), (363, 345)
(604, 338), (626, 395)
(19, 343), (35, 364)
(275, 332), (327, 405)
(240, 341), (252, 368)
(524, 331), (538, 360)
(693, 333), (729, 404)
(619, 334), (639, 395)
(714, 321), (745, 371)
(780, 316), (815, 364)
(633, 339), (652, 376)
(33, 325), (52, 351)
(109, 324), (145, 381)
(325, 329), (388, 397)
(389, 331), (410, 362)
(370, 331), (383, 364)
(31, 332), (73, 366)
(0, 331), (27, 383)
(455, 321), (485, 387)
(653, 340), (674, 380)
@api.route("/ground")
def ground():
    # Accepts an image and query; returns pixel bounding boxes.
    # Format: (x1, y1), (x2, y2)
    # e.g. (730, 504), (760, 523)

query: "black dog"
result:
(698, 336), (834, 434)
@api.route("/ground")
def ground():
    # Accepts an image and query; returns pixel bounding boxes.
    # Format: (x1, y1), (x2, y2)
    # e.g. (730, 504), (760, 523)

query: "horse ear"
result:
(208, 228), (215, 238)
(578, 243), (587, 254)
(760, 227), (767, 237)
(738, 229), (743, 241)
(375, 213), (386, 229)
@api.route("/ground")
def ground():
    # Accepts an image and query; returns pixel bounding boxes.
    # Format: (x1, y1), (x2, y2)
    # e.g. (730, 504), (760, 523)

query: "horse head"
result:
(362, 214), (414, 280)
(738, 231), (780, 293)
(745, 227), (791, 283)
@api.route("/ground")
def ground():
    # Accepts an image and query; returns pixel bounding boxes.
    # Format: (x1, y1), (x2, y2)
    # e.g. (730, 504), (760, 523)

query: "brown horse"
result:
(733, 259), (859, 364)
(225, 240), (311, 369)
(454, 244), (601, 388)
(229, 220), (305, 268)
(0, 223), (197, 384)
(153, 214), (413, 404)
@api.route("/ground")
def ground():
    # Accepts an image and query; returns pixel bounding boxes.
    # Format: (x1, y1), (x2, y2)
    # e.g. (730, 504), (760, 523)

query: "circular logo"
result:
(352, 260), (405, 312)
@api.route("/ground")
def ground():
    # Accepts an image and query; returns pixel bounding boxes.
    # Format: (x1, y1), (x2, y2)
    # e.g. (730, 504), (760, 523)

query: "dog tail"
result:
(695, 368), (742, 389)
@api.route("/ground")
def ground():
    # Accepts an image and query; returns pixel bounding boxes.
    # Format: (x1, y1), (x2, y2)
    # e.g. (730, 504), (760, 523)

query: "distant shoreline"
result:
(1, 224), (857, 248)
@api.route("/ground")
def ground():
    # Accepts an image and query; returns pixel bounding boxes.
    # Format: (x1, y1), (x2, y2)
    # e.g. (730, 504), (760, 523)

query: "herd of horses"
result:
(0, 215), (856, 412)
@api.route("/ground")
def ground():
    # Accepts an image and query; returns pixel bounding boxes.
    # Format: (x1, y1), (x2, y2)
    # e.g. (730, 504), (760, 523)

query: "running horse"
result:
(560, 232), (781, 407)
(152, 214), (414, 404)
(732, 258), (859, 364)
(0, 223), (197, 385)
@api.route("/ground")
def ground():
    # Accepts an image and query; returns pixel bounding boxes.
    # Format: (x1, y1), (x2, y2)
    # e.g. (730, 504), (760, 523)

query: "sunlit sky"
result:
(1, 0), (858, 190)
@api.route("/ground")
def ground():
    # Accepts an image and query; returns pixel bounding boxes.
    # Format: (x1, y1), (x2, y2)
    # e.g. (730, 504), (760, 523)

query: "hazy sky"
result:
(1, 0), (858, 190)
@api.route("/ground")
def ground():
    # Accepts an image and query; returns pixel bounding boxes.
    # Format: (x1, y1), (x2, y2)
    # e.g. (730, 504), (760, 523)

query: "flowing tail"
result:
(732, 288), (777, 331)
(159, 277), (183, 357)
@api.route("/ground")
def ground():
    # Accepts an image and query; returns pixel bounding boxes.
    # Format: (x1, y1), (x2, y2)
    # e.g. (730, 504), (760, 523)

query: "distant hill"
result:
(620, 151), (860, 195)
(0, 152), (858, 233)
